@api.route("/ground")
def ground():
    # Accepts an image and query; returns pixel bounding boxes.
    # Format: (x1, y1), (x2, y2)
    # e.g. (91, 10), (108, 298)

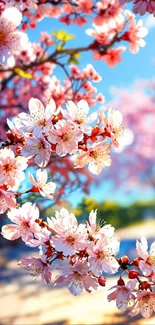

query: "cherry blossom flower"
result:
(86, 23), (112, 45)
(0, 188), (16, 214)
(86, 209), (115, 239)
(128, 291), (155, 318)
(76, 0), (93, 14)
(74, 141), (111, 175)
(4, 1), (38, 11)
(94, 0), (123, 26)
(0, 7), (29, 65)
(39, 32), (54, 46)
(99, 107), (124, 147)
(55, 260), (98, 296)
(7, 118), (22, 137)
(21, 133), (51, 168)
(95, 47), (126, 68)
(1, 202), (41, 244)
(113, 128), (134, 153)
(35, 227), (51, 246)
(16, 98), (57, 134)
(48, 208), (88, 256)
(63, 99), (98, 134)
(108, 278), (137, 310)
(87, 237), (120, 275)
(14, 45), (37, 68)
(136, 237), (155, 279)
(48, 120), (83, 157)
(127, 19), (148, 54)
(29, 169), (56, 200)
(19, 256), (51, 284)
(47, 207), (70, 234)
(83, 64), (102, 82)
(20, 0), (38, 11)
(0, 148), (28, 190)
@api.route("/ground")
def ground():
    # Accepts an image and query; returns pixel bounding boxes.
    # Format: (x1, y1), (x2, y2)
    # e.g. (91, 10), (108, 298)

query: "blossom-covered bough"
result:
(1, 96), (155, 320)
(0, 0), (155, 321)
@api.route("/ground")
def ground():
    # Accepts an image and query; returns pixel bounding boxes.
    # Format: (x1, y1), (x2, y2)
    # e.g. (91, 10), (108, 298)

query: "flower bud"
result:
(132, 258), (141, 268)
(6, 130), (14, 141)
(119, 255), (130, 265)
(121, 31), (130, 41)
(128, 270), (139, 279)
(92, 127), (100, 136)
(30, 186), (39, 193)
(139, 281), (151, 290)
(15, 148), (21, 155)
(98, 276), (106, 287)
(117, 277), (125, 286)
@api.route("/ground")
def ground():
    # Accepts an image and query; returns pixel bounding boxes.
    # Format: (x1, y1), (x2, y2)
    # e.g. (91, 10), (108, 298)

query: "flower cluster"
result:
(0, 96), (155, 320)
(1, 205), (155, 318)
(0, 1), (148, 69)
(0, 63), (104, 138)
(6, 97), (123, 174)
(0, 96), (123, 214)
(87, 9), (148, 61)
(0, 2), (148, 141)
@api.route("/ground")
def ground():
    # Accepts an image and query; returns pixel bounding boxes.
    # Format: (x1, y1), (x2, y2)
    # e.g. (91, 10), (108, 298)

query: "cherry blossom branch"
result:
(0, 42), (111, 91)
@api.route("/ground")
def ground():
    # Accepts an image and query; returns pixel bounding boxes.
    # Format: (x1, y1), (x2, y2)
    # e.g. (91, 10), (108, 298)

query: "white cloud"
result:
(143, 15), (155, 30)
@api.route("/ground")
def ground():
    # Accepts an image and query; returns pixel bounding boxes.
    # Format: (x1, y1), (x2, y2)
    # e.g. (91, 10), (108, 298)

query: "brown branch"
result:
(0, 31), (121, 92)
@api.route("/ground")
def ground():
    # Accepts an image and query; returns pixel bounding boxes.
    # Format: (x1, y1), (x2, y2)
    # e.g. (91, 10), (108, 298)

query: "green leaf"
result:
(56, 44), (63, 51)
(52, 30), (75, 42)
(73, 53), (81, 59)
(14, 68), (32, 79)
(68, 58), (79, 65)
(67, 52), (81, 65)
(52, 30), (58, 38)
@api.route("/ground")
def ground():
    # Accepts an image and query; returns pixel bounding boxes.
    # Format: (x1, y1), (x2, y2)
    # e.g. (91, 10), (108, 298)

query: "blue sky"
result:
(28, 11), (155, 102)
(27, 10), (155, 206)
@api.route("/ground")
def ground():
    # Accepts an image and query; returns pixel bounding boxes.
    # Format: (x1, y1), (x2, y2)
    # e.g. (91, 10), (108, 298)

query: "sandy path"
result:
(116, 219), (155, 239)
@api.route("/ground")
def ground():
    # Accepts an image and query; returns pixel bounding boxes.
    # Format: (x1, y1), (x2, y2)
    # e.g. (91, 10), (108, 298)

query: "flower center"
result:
(66, 235), (74, 245)
(36, 140), (45, 150)
(62, 133), (72, 142)
(142, 295), (150, 305)
(147, 256), (155, 266)
(112, 126), (124, 137)
(89, 150), (99, 159)
(21, 220), (30, 229)
(74, 272), (81, 280)
(0, 31), (5, 43)
(76, 117), (83, 124)
(3, 163), (13, 172)
(97, 251), (105, 260)
(34, 267), (42, 274)
(28, 265), (43, 278)
(0, 33), (4, 40)
(38, 119), (46, 127)
(75, 113), (86, 124)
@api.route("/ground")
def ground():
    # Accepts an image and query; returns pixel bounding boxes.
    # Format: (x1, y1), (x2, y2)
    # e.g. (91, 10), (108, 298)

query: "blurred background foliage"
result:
(1, 195), (154, 239)
(17, 194), (155, 229)
(72, 198), (155, 228)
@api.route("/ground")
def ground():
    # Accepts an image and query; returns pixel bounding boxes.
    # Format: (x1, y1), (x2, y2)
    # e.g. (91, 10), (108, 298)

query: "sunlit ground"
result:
(1, 219), (155, 325)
